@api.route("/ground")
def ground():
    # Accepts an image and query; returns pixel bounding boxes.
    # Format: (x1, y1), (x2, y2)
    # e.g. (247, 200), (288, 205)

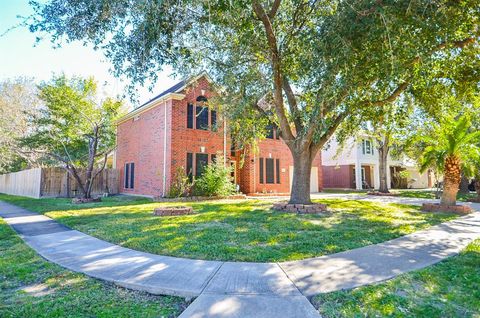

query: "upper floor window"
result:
(362, 139), (374, 155)
(187, 95), (218, 131)
(265, 123), (280, 139)
(196, 106), (209, 130)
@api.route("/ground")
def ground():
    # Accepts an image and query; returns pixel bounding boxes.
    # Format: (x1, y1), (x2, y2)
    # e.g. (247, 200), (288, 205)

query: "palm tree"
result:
(419, 116), (480, 206)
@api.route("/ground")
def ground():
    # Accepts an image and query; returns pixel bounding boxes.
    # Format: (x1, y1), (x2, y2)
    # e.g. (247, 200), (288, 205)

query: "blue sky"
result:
(0, 0), (177, 108)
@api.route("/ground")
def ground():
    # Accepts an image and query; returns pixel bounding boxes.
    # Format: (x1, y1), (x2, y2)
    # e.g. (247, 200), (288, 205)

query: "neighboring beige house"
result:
(322, 136), (434, 190)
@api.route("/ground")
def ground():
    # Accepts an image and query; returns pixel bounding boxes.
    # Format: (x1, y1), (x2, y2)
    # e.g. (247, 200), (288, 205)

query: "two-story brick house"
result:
(115, 73), (322, 197)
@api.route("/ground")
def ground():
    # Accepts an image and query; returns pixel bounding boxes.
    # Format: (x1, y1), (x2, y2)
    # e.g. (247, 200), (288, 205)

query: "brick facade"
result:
(116, 75), (323, 197)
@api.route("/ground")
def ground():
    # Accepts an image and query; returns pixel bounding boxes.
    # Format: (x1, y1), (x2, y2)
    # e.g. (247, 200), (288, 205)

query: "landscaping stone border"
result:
(367, 191), (399, 197)
(153, 194), (246, 202)
(421, 203), (472, 215)
(272, 202), (327, 214)
(153, 206), (194, 216)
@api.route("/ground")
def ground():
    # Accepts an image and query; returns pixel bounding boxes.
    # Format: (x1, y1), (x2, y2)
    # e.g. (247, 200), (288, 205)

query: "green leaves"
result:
(417, 114), (480, 175)
(23, 75), (123, 168)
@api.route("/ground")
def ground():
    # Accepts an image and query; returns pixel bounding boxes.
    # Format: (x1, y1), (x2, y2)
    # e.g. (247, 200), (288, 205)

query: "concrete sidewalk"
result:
(1, 196), (480, 318)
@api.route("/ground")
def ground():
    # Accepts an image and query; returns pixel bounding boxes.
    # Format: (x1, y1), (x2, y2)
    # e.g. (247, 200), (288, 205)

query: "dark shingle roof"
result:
(135, 79), (186, 110)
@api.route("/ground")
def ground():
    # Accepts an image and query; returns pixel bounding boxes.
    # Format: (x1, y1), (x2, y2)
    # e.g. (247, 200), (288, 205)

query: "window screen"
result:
(196, 106), (209, 130)
(195, 153), (209, 177)
(124, 163), (134, 189)
(186, 153), (193, 181)
(276, 159), (280, 183)
(266, 158), (274, 183)
(187, 103), (194, 128)
(259, 158), (264, 184)
(211, 110), (217, 131)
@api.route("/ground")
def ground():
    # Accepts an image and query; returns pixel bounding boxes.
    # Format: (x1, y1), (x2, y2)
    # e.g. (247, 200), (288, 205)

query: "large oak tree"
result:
(29, 0), (479, 203)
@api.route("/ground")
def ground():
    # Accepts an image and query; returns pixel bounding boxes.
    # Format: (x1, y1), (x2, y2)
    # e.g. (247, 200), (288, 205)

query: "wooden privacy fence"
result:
(0, 167), (119, 198)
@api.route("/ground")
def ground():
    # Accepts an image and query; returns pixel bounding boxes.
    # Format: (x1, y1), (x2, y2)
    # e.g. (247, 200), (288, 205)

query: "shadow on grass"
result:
(37, 198), (456, 262)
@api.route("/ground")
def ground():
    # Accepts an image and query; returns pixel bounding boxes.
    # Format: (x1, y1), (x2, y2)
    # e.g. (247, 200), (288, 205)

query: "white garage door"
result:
(289, 166), (319, 193)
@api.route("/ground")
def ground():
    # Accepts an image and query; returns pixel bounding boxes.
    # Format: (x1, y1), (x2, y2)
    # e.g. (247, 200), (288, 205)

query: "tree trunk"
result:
(377, 139), (390, 193)
(289, 150), (314, 204)
(458, 173), (469, 194)
(440, 155), (461, 206)
(475, 178), (480, 198)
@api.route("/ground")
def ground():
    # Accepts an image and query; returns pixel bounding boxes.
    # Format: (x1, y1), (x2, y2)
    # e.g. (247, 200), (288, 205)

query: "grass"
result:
(0, 194), (457, 262)
(0, 219), (187, 318)
(395, 190), (476, 202)
(313, 239), (480, 318)
(323, 188), (478, 202)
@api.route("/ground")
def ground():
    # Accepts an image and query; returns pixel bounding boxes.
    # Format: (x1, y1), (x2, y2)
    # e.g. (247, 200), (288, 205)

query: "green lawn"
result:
(313, 239), (480, 318)
(395, 189), (476, 202)
(0, 219), (187, 318)
(323, 188), (478, 202)
(0, 194), (457, 262)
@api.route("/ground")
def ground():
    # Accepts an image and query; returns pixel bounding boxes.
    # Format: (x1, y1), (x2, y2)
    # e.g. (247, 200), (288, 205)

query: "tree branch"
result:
(268, 0), (281, 19)
(282, 77), (303, 133)
(252, 1), (295, 141)
(365, 81), (409, 107)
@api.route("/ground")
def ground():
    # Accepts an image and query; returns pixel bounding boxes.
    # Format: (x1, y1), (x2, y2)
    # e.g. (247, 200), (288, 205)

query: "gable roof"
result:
(135, 79), (187, 110)
(117, 71), (214, 124)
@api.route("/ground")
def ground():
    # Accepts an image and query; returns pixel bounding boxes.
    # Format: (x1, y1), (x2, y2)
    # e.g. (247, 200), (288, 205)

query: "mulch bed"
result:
(272, 202), (328, 214)
(421, 203), (472, 215)
(466, 197), (480, 203)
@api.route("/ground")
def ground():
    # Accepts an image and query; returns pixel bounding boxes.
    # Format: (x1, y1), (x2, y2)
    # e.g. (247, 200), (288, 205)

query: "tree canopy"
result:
(23, 75), (123, 198)
(0, 78), (41, 173)
(28, 0), (480, 203)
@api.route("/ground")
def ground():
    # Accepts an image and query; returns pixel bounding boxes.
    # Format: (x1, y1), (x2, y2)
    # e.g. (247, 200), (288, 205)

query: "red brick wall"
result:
(116, 99), (172, 196)
(239, 139), (323, 194)
(322, 165), (354, 189)
(116, 75), (323, 196)
(170, 77), (230, 187)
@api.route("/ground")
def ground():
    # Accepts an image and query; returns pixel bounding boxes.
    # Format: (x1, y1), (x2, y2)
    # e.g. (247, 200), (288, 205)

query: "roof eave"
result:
(116, 92), (185, 125)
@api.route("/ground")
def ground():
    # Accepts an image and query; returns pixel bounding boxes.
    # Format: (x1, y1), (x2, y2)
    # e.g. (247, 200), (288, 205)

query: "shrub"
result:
(194, 154), (236, 197)
(168, 166), (192, 198)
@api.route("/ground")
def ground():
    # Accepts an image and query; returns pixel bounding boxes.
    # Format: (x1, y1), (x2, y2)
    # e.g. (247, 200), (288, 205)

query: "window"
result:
(265, 124), (274, 139)
(124, 162), (135, 189)
(186, 153), (193, 182)
(276, 159), (280, 183)
(230, 141), (236, 157)
(196, 106), (209, 130)
(211, 153), (217, 163)
(362, 139), (373, 155)
(211, 110), (217, 131)
(259, 158), (264, 184)
(195, 153), (209, 177)
(266, 158), (274, 183)
(187, 103), (194, 128)
(275, 124), (280, 140)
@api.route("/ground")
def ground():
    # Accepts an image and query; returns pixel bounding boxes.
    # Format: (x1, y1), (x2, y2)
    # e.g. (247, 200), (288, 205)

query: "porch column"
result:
(386, 165), (392, 189)
(373, 164), (380, 189)
(355, 145), (362, 190)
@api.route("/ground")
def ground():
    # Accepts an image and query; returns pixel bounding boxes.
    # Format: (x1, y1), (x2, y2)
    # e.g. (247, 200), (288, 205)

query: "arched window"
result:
(195, 96), (209, 130)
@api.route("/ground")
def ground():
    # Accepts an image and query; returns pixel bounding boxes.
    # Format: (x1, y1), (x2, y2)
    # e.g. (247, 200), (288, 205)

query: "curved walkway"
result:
(1, 196), (480, 318)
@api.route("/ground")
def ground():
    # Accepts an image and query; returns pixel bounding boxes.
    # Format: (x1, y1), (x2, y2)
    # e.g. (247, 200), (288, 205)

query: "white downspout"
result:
(253, 151), (256, 193)
(162, 101), (167, 197)
(223, 119), (227, 165)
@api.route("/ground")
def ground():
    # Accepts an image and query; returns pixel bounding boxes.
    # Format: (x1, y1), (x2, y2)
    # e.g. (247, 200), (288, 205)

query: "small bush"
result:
(168, 166), (192, 198)
(194, 154), (236, 197)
